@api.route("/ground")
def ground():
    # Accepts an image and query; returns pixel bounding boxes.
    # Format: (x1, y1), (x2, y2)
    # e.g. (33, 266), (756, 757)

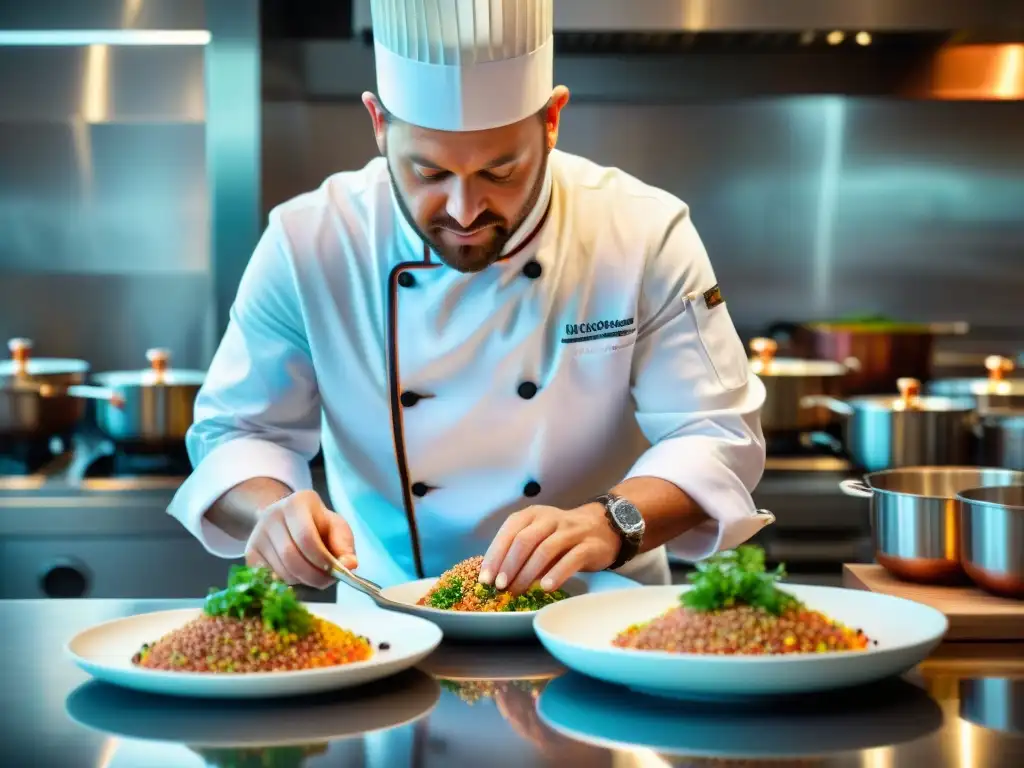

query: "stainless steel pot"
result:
(975, 409), (1024, 470)
(748, 337), (854, 435)
(956, 485), (1024, 599)
(803, 378), (976, 472)
(928, 355), (1024, 412)
(960, 678), (1024, 735)
(839, 466), (1024, 584)
(91, 348), (206, 445)
(0, 338), (121, 440)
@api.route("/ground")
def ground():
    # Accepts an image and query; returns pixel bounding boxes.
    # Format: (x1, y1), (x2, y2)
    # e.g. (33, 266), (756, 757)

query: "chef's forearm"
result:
(605, 476), (709, 553)
(205, 478), (294, 540)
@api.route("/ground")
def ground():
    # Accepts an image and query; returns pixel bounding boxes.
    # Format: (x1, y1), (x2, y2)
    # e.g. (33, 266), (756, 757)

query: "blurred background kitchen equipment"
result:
(748, 337), (852, 449)
(956, 485), (1024, 599)
(960, 678), (1024, 736)
(840, 466), (1024, 584)
(975, 409), (1024, 471)
(803, 378), (976, 472)
(768, 318), (969, 396)
(928, 355), (1024, 412)
(0, 338), (120, 442)
(92, 349), (206, 450)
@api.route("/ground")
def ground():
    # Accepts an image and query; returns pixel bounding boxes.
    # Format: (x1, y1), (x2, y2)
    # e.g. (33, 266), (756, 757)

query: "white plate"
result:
(376, 569), (638, 641)
(537, 671), (943, 758)
(65, 668), (441, 747)
(66, 604), (443, 699)
(533, 583), (949, 699)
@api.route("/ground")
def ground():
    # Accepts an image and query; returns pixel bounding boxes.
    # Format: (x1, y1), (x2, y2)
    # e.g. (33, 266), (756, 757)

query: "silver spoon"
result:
(325, 553), (404, 608)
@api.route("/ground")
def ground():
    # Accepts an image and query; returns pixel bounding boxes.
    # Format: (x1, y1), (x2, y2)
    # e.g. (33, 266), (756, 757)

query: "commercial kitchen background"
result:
(1, 0), (1022, 599)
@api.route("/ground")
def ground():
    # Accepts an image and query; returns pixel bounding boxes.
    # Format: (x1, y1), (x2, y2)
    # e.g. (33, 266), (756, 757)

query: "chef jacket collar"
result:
(389, 157), (554, 266)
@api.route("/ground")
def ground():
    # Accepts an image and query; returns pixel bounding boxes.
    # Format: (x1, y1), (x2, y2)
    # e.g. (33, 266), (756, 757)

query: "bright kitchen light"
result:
(0, 30), (211, 46)
(827, 30), (845, 45)
(856, 31), (872, 46)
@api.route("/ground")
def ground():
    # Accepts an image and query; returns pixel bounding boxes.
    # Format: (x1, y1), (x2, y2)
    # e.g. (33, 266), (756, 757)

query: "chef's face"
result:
(364, 88), (570, 273)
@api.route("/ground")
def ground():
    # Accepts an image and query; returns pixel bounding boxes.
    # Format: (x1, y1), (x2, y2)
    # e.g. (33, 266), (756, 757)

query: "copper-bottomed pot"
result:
(0, 338), (121, 440)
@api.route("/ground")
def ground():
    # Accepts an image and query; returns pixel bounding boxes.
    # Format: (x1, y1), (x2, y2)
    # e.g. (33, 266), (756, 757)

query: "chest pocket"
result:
(683, 291), (749, 391)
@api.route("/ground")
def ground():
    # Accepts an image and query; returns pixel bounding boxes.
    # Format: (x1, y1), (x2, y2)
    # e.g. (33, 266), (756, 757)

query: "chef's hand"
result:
(479, 503), (620, 595)
(244, 490), (357, 589)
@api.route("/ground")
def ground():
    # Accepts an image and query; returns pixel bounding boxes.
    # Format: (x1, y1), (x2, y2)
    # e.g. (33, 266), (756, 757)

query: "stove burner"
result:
(0, 435), (72, 475)
(84, 443), (192, 478)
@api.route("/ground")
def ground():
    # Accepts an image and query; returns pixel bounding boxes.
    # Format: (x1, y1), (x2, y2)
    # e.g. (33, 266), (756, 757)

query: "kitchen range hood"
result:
(349, 0), (1024, 99)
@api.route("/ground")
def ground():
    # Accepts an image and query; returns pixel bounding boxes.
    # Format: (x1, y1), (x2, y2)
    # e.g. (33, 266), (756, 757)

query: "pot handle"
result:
(839, 479), (874, 498)
(36, 383), (126, 409)
(800, 432), (844, 454)
(800, 394), (855, 416)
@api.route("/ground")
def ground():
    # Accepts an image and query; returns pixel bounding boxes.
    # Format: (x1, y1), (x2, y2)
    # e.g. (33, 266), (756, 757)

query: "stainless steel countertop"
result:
(3, 599), (1022, 767)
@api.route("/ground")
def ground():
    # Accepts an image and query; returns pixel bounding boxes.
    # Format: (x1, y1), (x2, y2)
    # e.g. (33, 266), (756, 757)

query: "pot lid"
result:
(851, 378), (975, 413)
(0, 338), (89, 379)
(92, 348), (206, 388)
(748, 338), (849, 377)
(928, 355), (1024, 397)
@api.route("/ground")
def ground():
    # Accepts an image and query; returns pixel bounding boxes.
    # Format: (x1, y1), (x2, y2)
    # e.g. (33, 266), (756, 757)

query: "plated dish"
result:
(377, 564), (636, 641)
(133, 566), (375, 673)
(533, 546), (948, 699)
(417, 556), (569, 613)
(613, 547), (872, 656)
(66, 569), (443, 699)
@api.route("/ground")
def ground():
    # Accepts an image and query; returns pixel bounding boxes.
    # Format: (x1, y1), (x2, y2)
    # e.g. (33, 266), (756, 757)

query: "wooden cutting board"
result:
(842, 563), (1024, 641)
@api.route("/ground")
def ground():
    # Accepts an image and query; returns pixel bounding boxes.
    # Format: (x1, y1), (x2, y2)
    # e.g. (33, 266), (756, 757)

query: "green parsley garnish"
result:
(504, 585), (569, 612)
(681, 545), (800, 616)
(427, 576), (465, 609)
(203, 565), (313, 635)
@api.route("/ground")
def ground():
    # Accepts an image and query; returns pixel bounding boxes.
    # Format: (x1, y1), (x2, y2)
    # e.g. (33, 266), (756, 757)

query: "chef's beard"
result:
(387, 147), (549, 274)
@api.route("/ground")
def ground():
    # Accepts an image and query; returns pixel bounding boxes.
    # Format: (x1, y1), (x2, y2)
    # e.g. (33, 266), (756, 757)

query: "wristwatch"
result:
(591, 493), (645, 570)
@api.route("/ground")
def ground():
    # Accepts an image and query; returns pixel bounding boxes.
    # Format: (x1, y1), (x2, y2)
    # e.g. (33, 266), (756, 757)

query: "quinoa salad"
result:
(132, 566), (377, 673)
(613, 546), (874, 656)
(417, 555), (570, 612)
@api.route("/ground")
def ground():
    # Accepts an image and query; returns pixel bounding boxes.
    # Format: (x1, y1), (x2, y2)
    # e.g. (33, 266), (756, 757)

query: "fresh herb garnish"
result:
(681, 545), (799, 616)
(203, 565), (313, 635)
(504, 586), (569, 612)
(428, 576), (464, 609)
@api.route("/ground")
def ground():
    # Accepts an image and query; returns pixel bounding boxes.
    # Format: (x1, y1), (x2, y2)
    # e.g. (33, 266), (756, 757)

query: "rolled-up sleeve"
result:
(167, 211), (321, 558)
(626, 204), (768, 562)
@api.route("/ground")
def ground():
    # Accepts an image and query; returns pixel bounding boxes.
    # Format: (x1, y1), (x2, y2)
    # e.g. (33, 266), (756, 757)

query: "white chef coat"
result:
(167, 149), (770, 590)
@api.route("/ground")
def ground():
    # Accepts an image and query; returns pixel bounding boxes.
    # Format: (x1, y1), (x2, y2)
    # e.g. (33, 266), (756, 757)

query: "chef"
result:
(167, 0), (771, 597)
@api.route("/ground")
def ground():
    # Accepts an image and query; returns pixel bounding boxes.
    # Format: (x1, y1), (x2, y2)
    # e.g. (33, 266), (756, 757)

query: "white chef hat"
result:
(370, 0), (554, 132)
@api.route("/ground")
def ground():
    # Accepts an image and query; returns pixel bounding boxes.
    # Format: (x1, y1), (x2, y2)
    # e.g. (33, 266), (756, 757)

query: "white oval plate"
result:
(377, 569), (637, 641)
(537, 671), (943, 758)
(66, 604), (443, 699)
(533, 583), (948, 699)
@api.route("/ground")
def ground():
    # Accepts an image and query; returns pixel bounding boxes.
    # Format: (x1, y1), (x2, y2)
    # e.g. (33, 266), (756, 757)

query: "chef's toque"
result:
(369, 0), (554, 132)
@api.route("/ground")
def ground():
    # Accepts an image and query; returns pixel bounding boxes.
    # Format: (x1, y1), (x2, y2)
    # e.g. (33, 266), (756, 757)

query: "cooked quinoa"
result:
(613, 603), (870, 655)
(417, 555), (570, 612)
(614, 545), (874, 656)
(132, 565), (374, 673)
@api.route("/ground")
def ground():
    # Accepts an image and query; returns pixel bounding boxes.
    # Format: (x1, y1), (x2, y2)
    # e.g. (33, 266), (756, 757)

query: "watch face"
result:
(610, 498), (644, 536)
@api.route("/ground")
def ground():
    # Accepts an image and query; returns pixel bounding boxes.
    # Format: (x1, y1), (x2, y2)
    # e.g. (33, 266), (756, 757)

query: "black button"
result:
(397, 272), (416, 288)
(400, 391), (423, 407)
(522, 260), (542, 279)
(523, 480), (541, 498)
(517, 382), (538, 400)
(411, 482), (430, 498)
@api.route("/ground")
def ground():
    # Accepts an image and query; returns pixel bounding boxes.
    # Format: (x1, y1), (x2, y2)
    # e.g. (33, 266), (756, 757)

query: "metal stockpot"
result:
(804, 378), (976, 472)
(975, 409), (1024, 470)
(91, 349), (205, 446)
(748, 337), (852, 435)
(0, 338), (120, 440)
(956, 485), (1024, 599)
(928, 355), (1024, 412)
(840, 466), (1024, 584)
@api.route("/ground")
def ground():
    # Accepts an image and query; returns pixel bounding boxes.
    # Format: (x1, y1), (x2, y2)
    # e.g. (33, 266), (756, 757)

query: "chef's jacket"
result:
(167, 149), (770, 590)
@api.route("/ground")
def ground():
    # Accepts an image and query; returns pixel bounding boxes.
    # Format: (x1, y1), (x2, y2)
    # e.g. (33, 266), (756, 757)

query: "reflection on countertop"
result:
(2, 599), (1023, 768)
